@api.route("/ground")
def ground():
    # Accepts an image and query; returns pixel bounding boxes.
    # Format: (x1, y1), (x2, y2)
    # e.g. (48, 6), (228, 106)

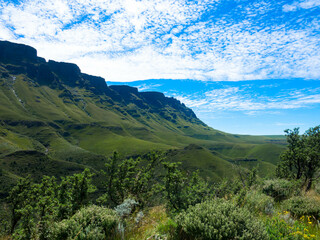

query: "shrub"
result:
(214, 178), (243, 198)
(163, 162), (212, 212)
(49, 205), (119, 240)
(262, 179), (298, 201)
(114, 198), (138, 218)
(241, 190), (275, 215)
(265, 214), (316, 239)
(313, 180), (320, 194)
(283, 196), (320, 218)
(157, 218), (178, 237)
(175, 199), (268, 240)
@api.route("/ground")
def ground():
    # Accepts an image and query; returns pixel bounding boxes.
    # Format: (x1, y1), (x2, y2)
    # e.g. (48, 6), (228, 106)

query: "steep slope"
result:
(0, 40), (286, 195)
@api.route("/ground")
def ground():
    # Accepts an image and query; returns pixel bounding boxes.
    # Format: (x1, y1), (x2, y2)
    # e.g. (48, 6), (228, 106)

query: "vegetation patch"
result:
(175, 199), (268, 240)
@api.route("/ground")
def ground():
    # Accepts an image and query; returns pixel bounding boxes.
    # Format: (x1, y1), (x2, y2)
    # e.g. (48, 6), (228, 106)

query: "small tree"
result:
(163, 162), (211, 212)
(304, 126), (320, 190)
(99, 151), (163, 207)
(7, 176), (33, 234)
(276, 126), (320, 191)
(276, 128), (306, 180)
(7, 169), (95, 239)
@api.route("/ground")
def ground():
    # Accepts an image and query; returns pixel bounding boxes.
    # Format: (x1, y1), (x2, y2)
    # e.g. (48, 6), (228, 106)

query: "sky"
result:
(0, 0), (319, 135)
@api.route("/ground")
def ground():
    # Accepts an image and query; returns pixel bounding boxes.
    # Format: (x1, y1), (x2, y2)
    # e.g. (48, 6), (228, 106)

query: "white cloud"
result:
(0, 0), (319, 82)
(283, 0), (320, 12)
(135, 83), (162, 91)
(174, 86), (320, 112)
(0, 21), (13, 40)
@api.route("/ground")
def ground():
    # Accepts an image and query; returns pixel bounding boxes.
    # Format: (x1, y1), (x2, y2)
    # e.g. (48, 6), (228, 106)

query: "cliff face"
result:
(0, 41), (39, 63)
(0, 40), (204, 126)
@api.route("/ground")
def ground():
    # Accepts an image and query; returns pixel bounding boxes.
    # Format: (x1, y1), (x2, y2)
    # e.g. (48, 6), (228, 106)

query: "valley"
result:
(0, 40), (286, 198)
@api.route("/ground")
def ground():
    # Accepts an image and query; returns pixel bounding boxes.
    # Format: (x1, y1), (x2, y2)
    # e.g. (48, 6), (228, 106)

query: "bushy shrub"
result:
(262, 179), (298, 201)
(265, 214), (316, 239)
(175, 199), (268, 240)
(157, 218), (178, 237)
(163, 162), (212, 212)
(114, 198), (138, 218)
(241, 190), (275, 215)
(49, 205), (119, 240)
(283, 196), (320, 218)
(313, 180), (320, 195)
(214, 178), (243, 198)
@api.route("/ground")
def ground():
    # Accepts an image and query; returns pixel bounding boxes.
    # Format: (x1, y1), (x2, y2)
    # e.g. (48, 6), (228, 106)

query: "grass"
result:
(0, 60), (287, 200)
(165, 144), (238, 181)
(124, 205), (170, 240)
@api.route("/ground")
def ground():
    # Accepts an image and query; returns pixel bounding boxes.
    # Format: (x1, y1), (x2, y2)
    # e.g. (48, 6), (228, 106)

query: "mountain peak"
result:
(0, 40), (205, 128)
(0, 40), (40, 64)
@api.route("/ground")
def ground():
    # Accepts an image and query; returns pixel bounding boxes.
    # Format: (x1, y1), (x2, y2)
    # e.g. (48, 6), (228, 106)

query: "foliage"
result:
(6, 176), (33, 235)
(163, 162), (212, 212)
(114, 198), (139, 218)
(6, 169), (95, 239)
(49, 205), (119, 240)
(0, 204), (10, 236)
(175, 199), (268, 240)
(234, 164), (258, 188)
(157, 218), (178, 237)
(277, 126), (320, 190)
(276, 128), (306, 180)
(98, 152), (163, 207)
(214, 178), (243, 198)
(122, 205), (171, 240)
(239, 190), (275, 215)
(265, 213), (316, 240)
(283, 196), (320, 219)
(262, 178), (298, 201)
(57, 168), (96, 217)
(313, 179), (320, 195)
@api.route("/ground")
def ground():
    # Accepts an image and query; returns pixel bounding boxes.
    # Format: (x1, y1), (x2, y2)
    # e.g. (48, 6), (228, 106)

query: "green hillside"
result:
(0, 40), (286, 197)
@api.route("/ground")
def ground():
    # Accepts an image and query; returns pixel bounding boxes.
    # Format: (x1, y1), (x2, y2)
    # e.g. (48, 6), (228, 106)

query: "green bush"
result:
(265, 214), (316, 239)
(49, 205), (119, 240)
(283, 196), (320, 218)
(241, 190), (275, 215)
(313, 180), (320, 195)
(175, 199), (268, 240)
(157, 218), (178, 237)
(262, 179), (297, 201)
(214, 178), (243, 198)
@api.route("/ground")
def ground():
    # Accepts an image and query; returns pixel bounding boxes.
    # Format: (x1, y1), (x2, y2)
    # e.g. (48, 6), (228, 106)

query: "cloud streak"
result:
(174, 86), (320, 113)
(0, 0), (319, 82)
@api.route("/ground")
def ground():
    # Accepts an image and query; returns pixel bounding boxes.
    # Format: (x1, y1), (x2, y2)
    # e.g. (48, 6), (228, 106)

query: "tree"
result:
(99, 152), (163, 207)
(276, 128), (306, 180)
(56, 169), (95, 219)
(163, 162), (211, 211)
(304, 126), (320, 190)
(276, 126), (320, 191)
(7, 169), (95, 239)
(7, 176), (33, 234)
(67, 169), (96, 213)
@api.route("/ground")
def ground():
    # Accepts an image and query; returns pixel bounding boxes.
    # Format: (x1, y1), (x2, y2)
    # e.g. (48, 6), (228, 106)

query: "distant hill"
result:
(0, 40), (286, 198)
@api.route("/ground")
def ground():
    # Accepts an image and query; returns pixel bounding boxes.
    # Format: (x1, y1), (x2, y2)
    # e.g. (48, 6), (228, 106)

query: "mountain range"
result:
(0, 40), (286, 198)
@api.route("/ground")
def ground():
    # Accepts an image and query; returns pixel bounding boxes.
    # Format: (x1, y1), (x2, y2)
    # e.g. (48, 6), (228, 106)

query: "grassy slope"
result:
(165, 144), (238, 181)
(0, 64), (287, 193)
(0, 150), (87, 198)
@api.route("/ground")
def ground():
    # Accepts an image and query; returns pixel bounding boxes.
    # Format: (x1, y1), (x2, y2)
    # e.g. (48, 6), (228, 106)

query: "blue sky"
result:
(0, 0), (319, 134)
